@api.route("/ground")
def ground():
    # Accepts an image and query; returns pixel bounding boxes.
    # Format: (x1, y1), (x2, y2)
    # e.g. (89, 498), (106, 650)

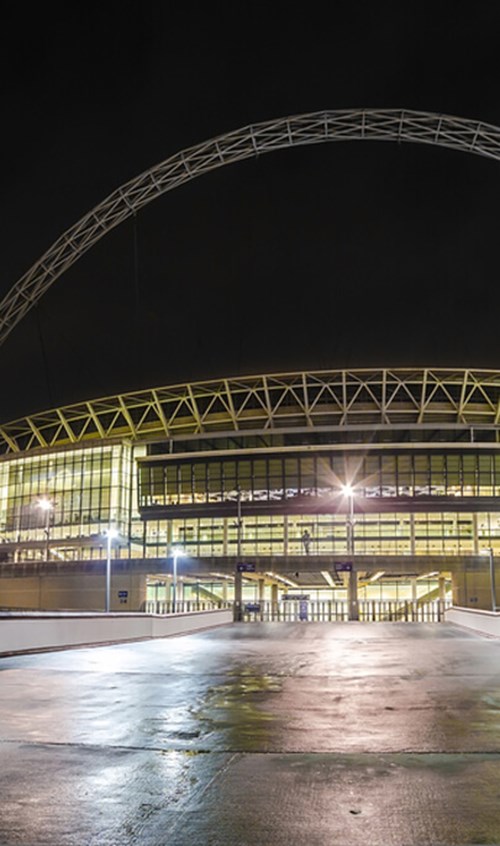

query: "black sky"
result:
(2, 2), (500, 421)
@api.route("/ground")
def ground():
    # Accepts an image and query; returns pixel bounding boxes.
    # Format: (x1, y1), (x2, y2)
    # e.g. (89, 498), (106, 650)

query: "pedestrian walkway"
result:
(1, 622), (500, 844)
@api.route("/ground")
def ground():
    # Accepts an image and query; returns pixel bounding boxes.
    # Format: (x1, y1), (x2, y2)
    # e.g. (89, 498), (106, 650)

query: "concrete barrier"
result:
(445, 606), (500, 638)
(0, 609), (233, 655)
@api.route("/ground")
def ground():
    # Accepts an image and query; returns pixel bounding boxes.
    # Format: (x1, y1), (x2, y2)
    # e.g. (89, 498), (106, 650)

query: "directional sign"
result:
(237, 562), (256, 573)
(245, 603), (261, 613)
(335, 563), (353, 572)
(299, 599), (308, 621)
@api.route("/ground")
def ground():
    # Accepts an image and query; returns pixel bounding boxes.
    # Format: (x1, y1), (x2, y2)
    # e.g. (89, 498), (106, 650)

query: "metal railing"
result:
(143, 597), (450, 621)
(144, 599), (231, 615)
(241, 599), (450, 622)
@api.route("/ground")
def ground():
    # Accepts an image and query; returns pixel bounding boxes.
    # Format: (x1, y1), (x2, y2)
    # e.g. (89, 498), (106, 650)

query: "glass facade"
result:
(142, 511), (500, 559)
(0, 439), (499, 564)
(0, 443), (143, 560)
(138, 450), (500, 507)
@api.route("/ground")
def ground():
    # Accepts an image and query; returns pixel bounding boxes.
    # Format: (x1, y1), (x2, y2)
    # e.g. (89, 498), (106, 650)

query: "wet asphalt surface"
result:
(1, 622), (500, 845)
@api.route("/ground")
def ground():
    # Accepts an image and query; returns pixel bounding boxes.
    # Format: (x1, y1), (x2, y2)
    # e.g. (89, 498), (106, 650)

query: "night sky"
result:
(2, 3), (500, 422)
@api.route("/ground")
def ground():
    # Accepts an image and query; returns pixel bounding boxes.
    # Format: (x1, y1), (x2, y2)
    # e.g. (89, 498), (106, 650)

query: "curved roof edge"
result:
(2, 367), (500, 457)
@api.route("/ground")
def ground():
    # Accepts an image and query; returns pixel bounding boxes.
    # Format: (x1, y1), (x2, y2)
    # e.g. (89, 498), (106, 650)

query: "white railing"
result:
(241, 599), (450, 622)
(144, 599), (232, 615)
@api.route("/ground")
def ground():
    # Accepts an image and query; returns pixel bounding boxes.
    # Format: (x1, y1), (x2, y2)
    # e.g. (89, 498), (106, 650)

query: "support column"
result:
(222, 579), (228, 602)
(222, 518), (228, 557)
(348, 567), (359, 621)
(271, 582), (279, 621)
(472, 513), (479, 555)
(283, 515), (289, 557)
(258, 578), (265, 602)
(166, 520), (173, 552)
(411, 575), (418, 621)
(234, 569), (242, 621)
(409, 513), (416, 556)
(438, 574), (447, 620)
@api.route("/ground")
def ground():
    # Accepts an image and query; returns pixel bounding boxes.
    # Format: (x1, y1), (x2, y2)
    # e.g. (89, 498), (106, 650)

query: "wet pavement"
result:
(1, 622), (500, 844)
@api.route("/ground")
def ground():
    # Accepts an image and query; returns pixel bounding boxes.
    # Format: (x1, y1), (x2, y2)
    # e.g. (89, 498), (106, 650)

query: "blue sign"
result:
(245, 603), (261, 613)
(237, 562), (256, 572)
(118, 590), (129, 598)
(299, 599), (308, 621)
(335, 563), (353, 572)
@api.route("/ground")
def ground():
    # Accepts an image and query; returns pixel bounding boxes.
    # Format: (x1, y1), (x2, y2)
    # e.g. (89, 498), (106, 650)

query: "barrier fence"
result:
(144, 598), (450, 622)
(144, 599), (231, 615)
(241, 599), (451, 623)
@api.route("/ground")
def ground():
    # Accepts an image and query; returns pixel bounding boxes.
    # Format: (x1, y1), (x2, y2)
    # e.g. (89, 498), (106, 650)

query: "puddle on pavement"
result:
(192, 668), (283, 750)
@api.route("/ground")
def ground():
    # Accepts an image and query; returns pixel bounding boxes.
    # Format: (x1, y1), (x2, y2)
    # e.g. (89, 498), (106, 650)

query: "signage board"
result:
(118, 590), (129, 598)
(245, 603), (261, 613)
(237, 562), (256, 573)
(299, 599), (308, 621)
(335, 563), (353, 572)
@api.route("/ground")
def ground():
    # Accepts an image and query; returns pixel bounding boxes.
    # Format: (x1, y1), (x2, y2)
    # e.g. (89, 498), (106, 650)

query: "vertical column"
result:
(258, 577), (265, 621)
(348, 567), (359, 621)
(258, 578), (265, 602)
(472, 513), (479, 555)
(438, 574), (447, 619)
(410, 513), (416, 556)
(222, 579), (228, 603)
(283, 515), (289, 557)
(234, 569), (242, 621)
(166, 519), (173, 552)
(271, 582), (279, 622)
(222, 517), (229, 557)
(411, 575), (418, 620)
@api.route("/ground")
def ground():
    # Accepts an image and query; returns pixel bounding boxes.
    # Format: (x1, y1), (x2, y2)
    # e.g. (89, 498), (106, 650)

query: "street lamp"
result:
(171, 545), (185, 614)
(104, 528), (119, 613)
(341, 484), (355, 556)
(233, 486), (243, 622)
(36, 497), (53, 561)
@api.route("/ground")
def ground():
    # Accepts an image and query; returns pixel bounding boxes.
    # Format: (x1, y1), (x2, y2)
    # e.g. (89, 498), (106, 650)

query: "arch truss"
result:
(2, 109), (500, 347)
(2, 368), (500, 456)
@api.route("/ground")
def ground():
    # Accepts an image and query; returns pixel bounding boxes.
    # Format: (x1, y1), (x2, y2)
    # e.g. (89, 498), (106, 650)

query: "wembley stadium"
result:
(0, 366), (497, 616)
(1, 108), (500, 617)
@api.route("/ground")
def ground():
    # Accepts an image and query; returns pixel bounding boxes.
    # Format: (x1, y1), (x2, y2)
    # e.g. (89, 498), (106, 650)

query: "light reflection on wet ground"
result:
(2, 622), (500, 843)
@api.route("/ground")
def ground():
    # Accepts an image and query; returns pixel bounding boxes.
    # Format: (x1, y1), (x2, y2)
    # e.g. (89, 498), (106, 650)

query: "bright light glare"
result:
(37, 497), (53, 511)
(172, 546), (185, 557)
(341, 484), (354, 497)
(105, 528), (119, 540)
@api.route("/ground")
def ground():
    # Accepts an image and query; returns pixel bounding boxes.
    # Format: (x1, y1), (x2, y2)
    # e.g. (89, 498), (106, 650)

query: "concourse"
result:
(1, 621), (500, 845)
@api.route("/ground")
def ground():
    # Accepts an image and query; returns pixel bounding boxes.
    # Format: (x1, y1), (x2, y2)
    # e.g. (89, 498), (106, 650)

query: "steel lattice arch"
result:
(2, 368), (500, 456)
(2, 107), (500, 347)
(2, 109), (500, 616)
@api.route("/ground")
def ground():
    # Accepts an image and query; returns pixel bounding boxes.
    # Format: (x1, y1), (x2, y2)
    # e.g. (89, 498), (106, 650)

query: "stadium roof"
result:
(2, 368), (500, 456)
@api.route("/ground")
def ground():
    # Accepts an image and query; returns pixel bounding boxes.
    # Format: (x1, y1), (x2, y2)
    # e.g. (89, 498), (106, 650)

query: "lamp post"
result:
(104, 528), (119, 613)
(234, 486), (243, 622)
(341, 484), (355, 555)
(171, 546), (184, 614)
(37, 497), (53, 561)
(341, 484), (358, 621)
